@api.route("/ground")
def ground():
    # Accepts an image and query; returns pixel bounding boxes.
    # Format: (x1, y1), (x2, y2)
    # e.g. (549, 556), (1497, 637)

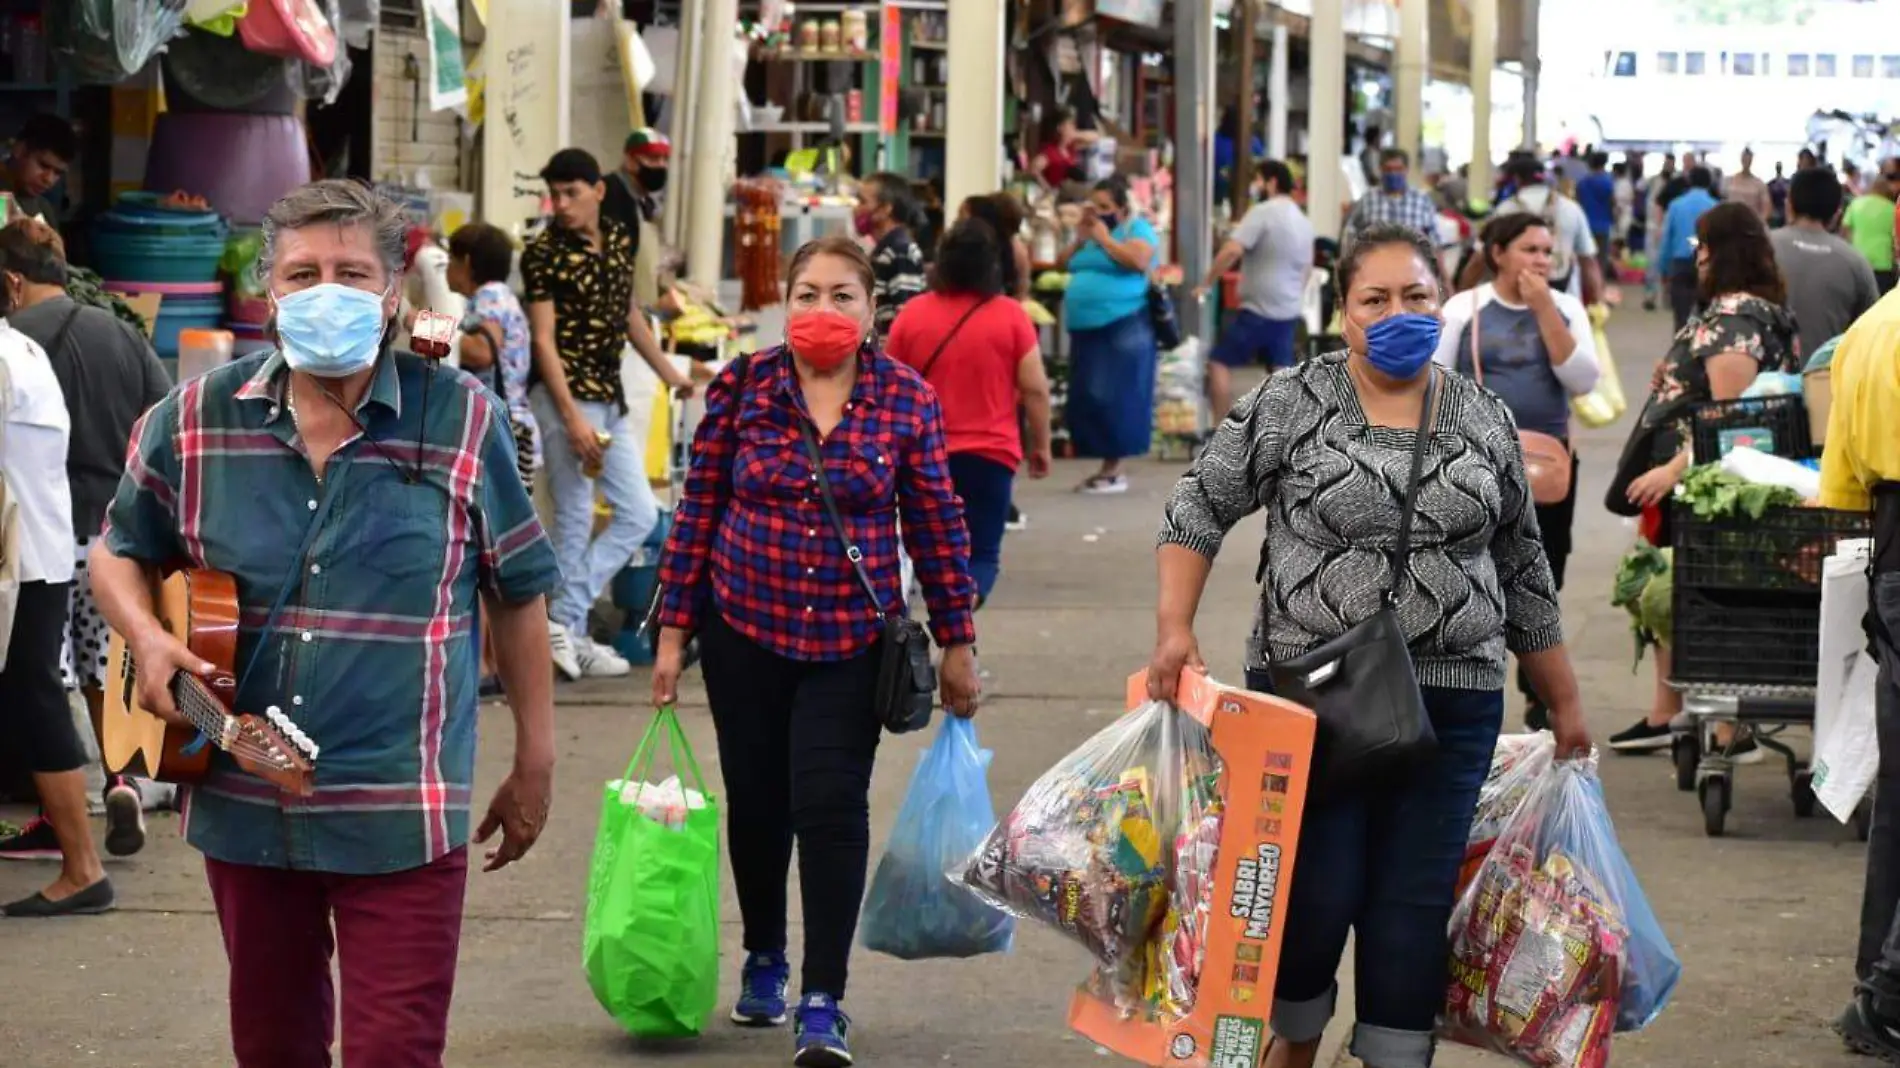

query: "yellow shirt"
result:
(1821, 286), (1900, 511)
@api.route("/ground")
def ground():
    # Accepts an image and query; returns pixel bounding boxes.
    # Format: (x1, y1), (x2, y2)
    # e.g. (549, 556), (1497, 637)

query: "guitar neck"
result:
(169, 674), (233, 743)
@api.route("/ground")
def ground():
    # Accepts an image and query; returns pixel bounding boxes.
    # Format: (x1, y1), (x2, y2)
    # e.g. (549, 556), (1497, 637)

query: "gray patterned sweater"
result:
(1159, 353), (1563, 691)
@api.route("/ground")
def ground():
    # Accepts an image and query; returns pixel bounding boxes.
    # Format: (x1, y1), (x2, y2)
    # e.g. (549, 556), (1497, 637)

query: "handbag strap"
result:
(918, 296), (993, 379)
(1468, 296), (1486, 386)
(798, 418), (889, 621)
(1387, 369), (1439, 607)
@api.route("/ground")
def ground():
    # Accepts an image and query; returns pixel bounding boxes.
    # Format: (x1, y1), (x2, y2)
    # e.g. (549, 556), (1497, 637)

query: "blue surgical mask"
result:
(274, 283), (391, 379)
(1363, 313), (1441, 380)
(1381, 171), (1408, 194)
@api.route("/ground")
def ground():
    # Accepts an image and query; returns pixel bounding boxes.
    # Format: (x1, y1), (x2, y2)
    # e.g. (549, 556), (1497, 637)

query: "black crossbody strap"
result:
(918, 296), (993, 379)
(798, 419), (888, 620)
(1387, 369), (1439, 606)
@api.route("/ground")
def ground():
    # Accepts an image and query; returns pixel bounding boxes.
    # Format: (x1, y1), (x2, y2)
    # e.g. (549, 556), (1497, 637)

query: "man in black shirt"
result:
(601, 128), (672, 307)
(1, 114), (76, 225)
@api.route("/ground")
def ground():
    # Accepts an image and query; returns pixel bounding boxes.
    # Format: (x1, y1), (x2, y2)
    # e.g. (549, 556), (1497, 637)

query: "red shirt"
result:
(886, 292), (1038, 469)
(656, 346), (977, 660)
(1039, 142), (1079, 186)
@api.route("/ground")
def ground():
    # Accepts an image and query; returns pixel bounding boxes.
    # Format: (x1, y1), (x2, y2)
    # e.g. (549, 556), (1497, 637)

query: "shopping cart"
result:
(1666, 395), (1873, 837)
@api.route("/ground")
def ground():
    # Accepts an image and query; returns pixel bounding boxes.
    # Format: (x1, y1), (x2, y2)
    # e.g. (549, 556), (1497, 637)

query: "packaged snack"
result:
(962, 700), (1178, 974)
(1442, 757), (1681, 1067)
(1459, 731), (1558, 898)
(976, 671), (1318, 1067)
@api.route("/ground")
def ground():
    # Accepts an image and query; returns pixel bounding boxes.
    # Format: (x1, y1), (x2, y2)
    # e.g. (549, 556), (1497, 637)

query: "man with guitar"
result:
(87, 180), (562, 1067)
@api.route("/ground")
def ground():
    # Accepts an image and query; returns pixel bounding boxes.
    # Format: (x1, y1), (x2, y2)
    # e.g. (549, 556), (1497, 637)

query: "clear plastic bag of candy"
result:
(964, 700), (1194, 984)
(1459, 731), (1558, 898)
(1442, 755), (1681, 1068)
(860, 717), (1015, 961)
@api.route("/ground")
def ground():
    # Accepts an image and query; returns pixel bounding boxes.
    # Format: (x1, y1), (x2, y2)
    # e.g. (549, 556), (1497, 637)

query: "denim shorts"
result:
(1246, 670), (1503, 1068)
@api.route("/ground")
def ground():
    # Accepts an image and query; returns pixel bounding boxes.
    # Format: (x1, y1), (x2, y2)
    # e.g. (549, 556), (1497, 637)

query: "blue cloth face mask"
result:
(274, 283), (391, 378)
(1380, 171), (1408, 194)
(1363, 313), (1441, 380)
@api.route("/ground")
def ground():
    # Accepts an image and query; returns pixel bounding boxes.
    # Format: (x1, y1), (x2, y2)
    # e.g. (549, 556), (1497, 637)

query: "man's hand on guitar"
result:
(131, 628), (217, 727)
(475, 754), (553, 872)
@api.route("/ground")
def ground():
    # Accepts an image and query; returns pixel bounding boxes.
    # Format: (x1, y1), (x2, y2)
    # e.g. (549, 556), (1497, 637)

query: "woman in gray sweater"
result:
(1147, 223), (1592, 1068)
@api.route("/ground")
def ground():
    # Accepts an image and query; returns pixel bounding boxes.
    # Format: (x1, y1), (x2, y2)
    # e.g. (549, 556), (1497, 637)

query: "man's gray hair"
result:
(255, 179), (409, 285)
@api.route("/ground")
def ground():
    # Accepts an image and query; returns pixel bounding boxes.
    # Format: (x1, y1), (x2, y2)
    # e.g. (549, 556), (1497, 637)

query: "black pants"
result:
(1668, 259), (1700, 332)
(1859, 573), (1900, 987)
(1518, 452), (1578, 704)
(1878, 270), (1898, 297)
(698, 608), (882, 999)
(0, 580), (83, 774)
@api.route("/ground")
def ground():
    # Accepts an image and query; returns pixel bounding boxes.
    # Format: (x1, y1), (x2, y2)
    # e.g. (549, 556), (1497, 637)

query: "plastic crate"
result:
(1670, 586), (1820, 687)
(1672, 505), (1871, 594)
(1689, 395), (1813, 465)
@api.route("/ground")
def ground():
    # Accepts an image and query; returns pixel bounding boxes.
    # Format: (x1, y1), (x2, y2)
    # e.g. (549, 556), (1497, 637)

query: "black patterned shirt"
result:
(520, 218), (636, 408)
(1159, 354), (1563, 691)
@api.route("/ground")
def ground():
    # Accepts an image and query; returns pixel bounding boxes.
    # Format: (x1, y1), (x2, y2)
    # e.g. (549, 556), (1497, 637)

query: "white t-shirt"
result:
(1492, 186), (1599, 299)
(1, 321), (74, 585)
(1229, 196), (1315, 320)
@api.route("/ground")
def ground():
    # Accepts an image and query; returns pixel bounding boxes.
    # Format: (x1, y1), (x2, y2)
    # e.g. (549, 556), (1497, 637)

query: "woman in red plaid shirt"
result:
(652, 235), (980, 1067)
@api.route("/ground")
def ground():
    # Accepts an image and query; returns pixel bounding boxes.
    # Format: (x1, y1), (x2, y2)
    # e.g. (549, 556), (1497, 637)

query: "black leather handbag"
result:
(1269, 370), (1440, 796)
(800, 421), (937, 734)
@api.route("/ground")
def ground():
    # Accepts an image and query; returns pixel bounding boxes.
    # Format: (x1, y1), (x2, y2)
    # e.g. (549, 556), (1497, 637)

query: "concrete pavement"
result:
(0, 302), (1878, 1068)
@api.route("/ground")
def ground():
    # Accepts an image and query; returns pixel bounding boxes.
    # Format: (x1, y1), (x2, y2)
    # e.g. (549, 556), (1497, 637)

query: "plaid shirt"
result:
(103, 349), (561, 875)
(657, 345), (976, 660)
(1345, 189), (1444, 245)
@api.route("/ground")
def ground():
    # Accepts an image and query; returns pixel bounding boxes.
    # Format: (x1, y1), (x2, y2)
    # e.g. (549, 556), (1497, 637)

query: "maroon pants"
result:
(204, 847), (469, 1068)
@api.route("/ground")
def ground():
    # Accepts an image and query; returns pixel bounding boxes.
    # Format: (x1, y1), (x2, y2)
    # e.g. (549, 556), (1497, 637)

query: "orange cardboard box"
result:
(1067, 670), (1316, 1067)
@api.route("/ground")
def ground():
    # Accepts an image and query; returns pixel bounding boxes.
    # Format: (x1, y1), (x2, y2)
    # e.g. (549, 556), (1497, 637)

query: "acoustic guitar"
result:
(100, 569), (318, 796)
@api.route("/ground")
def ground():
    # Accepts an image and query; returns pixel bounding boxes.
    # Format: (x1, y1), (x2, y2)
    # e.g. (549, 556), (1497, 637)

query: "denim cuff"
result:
(1349, 1022), (1436, 1068)
(1269, 983), (1335, 1044)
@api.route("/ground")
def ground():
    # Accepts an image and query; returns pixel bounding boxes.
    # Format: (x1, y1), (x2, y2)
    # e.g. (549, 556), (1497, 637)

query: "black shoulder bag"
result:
(918, 296), (993, 380)
(799, 419), (937, 734)
(1269, 370), (1439, 798)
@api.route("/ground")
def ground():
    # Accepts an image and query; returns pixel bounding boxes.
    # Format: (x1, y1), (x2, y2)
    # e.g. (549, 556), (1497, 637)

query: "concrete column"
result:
(684, 0), (739, 290)
(1470, 0), (1498, 201)
(667, 0), (706, 250)
(944, 0), (1006, 213)
(1231, 0), (1259, 220)
(1520, 0), (1540, 150)
(1308, 0), (1347, 240)
(1174, 0), (1217, 338)
(1394, 0), (1427, 175)
(1267, 22), (1289, 159)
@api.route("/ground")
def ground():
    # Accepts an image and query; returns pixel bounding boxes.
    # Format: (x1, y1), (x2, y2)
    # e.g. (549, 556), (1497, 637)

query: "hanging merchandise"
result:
(287, 0), (354, 105)
(733, 180), (783, 311)
(165, 26), (291, 111)
(185, 0), (249, 36)
(422, 0), (467, 111)
(53, 0), (192, 83)
(238, 0), (338, 66)
(336, 0), (379, 50)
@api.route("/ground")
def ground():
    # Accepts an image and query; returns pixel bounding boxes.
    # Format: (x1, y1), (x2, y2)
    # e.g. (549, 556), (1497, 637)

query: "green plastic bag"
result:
(582, 706), (721, 1038)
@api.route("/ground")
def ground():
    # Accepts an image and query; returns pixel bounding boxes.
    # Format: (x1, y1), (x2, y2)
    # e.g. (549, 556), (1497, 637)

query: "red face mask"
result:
(787, 309), (864, 372)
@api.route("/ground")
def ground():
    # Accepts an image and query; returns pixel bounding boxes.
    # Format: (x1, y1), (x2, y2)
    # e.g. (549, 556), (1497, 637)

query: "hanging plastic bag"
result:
(1442, 756), (1681, 1068)
(582, 706), (721, 1038)
(964, 700), (1192, 998)
(1457, 731), (1557, 899)
(860, 717), (1015, 960)
(1572, 304), (1628, 430)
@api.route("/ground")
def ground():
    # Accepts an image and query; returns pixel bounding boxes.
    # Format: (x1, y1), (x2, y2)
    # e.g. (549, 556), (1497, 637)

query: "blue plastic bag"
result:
(1442, 756), (1680, 1065)
(860, 717), (1015, 960)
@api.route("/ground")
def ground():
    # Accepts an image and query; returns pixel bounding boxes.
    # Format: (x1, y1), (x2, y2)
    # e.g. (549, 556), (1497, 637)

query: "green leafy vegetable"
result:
(65, 265), (149, 336)
(1611, 542), (1672, 668)
(1676, 463), (1803, 520)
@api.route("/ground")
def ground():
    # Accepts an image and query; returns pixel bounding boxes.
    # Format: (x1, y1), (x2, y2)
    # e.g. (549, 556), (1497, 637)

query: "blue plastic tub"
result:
(152, 298), (225, 360)
(92, 224), (229, 283)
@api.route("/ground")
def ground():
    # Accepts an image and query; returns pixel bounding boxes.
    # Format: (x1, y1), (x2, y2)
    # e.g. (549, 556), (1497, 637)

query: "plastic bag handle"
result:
(623, 705), (711, 803)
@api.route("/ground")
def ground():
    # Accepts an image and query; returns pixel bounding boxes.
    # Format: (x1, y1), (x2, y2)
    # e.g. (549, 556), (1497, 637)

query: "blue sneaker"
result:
(793, 993), (852, 1067)
(730, 951), (791, 1027)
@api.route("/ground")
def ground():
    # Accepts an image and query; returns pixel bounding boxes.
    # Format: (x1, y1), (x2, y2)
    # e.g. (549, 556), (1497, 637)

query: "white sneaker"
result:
(548, 622), (584, 681)
(1079, 475), (1128, 495)
(577, 636), (632, 678)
